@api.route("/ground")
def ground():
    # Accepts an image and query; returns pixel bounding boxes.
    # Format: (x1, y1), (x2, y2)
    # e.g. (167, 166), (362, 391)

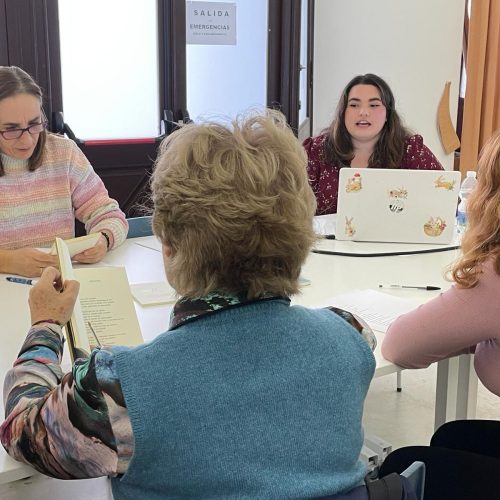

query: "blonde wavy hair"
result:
(151, 110), (317, 299)
(452, 130), (500, 287)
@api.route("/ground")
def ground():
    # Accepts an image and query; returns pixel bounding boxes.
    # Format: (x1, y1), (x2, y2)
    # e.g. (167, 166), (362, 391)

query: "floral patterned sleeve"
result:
(402, 135), (444, 171)
(0, 322), (133, 479)
(303, 135), (321, 193)
(327, 307), (377, 351)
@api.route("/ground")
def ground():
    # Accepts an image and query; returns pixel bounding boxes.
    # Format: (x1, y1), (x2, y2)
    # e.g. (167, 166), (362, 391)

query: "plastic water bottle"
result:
(456, 170), (477, 234)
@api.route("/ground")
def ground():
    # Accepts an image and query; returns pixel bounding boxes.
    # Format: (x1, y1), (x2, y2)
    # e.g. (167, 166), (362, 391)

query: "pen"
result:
(379, 284), (441, 291)
(6, 276), (38, 285)
(87, 322), (102, 347)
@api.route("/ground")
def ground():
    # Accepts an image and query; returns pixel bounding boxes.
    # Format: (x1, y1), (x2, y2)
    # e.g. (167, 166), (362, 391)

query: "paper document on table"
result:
(314, 214), (337, 237)
(322, 289), (418, 333)
(130, 281), (177, 306)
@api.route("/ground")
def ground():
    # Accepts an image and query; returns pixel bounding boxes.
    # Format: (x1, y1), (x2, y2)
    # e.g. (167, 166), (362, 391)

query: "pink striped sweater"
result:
(0, 133), (128, 250)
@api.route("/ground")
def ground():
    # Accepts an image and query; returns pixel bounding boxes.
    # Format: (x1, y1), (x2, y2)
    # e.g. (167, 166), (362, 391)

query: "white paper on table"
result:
(130, 281), (177, 306)
(313, 214), (337, 237)
(319, 289), (418, 333)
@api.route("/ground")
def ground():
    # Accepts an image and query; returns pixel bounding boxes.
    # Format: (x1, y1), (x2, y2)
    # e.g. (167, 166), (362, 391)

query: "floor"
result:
(363, 364), (500, 449)
(1, 365), (498, 499)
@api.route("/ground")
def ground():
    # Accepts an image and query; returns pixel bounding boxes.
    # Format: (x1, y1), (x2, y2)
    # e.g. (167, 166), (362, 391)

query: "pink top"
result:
(0, 133), (128, 249)
(382, 258), (500, 397)
(303, 133), (443, 215)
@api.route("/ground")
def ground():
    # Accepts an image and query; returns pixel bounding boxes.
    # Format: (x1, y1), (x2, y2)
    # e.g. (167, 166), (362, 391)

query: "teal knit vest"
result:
(112, 299), (375, 499)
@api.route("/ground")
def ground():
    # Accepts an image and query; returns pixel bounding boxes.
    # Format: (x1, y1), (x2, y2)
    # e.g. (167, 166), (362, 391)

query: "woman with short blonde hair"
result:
(1, 110), (376, 499)
(151, 111), (316, 298)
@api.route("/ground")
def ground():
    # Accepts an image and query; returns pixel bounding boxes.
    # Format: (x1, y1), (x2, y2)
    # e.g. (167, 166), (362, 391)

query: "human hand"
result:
(29, 267), (80, 326)
(73, 233), (108, 264)
(6, 248), (59, 278)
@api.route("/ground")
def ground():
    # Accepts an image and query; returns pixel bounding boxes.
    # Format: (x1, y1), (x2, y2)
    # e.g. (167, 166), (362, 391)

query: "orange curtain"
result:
(459, 0), (500, 174)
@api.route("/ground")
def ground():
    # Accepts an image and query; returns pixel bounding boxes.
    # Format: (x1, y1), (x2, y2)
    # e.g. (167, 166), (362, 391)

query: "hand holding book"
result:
(72, 233), (109, 264)
(54, 238), (143, 362)
(28, 266), (80, 328)
(50, 233), (101, 258)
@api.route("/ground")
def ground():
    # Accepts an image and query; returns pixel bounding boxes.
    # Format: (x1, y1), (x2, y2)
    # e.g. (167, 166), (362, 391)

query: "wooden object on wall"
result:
(437, 81), (461, 154)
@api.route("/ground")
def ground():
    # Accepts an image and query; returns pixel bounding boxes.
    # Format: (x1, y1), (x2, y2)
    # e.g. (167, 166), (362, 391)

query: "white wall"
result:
(313, 0), (465, 170)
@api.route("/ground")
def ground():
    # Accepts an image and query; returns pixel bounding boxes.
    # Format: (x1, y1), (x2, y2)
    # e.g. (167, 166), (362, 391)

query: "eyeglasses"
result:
(0, 121), (48, 140)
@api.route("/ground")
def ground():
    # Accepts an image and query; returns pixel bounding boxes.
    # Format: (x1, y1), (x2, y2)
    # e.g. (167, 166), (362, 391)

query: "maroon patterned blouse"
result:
(303, 133), (444, 215)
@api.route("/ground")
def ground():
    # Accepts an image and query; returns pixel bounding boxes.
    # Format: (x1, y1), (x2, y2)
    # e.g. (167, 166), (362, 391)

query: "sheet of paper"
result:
(74, 267), (143, 347)
(130, 281), (177, 306)
(313, 214), (337, 237)
(319, 289), (418, 333)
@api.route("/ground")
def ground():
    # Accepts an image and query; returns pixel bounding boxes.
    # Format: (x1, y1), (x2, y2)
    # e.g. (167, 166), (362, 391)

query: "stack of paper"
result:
(320, 289), (418, 333)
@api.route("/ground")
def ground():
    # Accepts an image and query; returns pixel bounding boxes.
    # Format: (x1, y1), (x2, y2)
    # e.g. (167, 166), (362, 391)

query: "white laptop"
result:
(336, 168), (461, 244)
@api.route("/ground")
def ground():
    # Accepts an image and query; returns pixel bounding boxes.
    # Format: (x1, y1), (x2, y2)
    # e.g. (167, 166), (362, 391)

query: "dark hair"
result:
(0, 66), (47, 176)
(324, 73), (410, 168)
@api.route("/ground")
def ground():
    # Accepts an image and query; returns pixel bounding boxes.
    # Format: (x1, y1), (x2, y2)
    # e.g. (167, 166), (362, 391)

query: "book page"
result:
(74, 267), (143, 347)
(50, 233), (101, 257)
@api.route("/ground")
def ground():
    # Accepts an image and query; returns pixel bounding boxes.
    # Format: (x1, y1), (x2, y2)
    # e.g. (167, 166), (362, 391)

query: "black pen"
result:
(379, 284), (441, 291)
(6, 276), (38, 285)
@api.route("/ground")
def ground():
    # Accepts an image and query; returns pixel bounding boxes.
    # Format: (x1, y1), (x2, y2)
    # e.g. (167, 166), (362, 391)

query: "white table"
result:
(0, 236), (477, 486)
(307, 236), (477, 430)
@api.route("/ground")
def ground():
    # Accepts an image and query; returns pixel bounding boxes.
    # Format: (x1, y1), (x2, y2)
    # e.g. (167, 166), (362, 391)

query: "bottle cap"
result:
(466, 170), (476, 178)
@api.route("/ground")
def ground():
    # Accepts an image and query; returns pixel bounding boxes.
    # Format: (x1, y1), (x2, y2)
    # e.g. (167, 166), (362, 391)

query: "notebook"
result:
(336, 168), (461, 244)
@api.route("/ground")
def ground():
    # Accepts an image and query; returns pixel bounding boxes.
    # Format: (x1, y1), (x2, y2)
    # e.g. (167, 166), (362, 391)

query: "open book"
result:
(55, 238), (144, 362)
(50, 233), (101, 258)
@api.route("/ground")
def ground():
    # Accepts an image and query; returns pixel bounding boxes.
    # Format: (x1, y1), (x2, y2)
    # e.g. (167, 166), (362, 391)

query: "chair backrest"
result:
(400, 461), (425, 500)
(317, 463), (425, 499)
(127, 216), (153, 238)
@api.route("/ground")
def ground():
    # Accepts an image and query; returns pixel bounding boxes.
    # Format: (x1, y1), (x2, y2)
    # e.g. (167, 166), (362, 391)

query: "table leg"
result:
(434, 354), (478, 431)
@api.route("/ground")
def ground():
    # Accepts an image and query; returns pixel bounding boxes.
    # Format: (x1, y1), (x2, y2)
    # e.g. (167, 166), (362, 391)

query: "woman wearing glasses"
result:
(0, 66), (128, 277)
